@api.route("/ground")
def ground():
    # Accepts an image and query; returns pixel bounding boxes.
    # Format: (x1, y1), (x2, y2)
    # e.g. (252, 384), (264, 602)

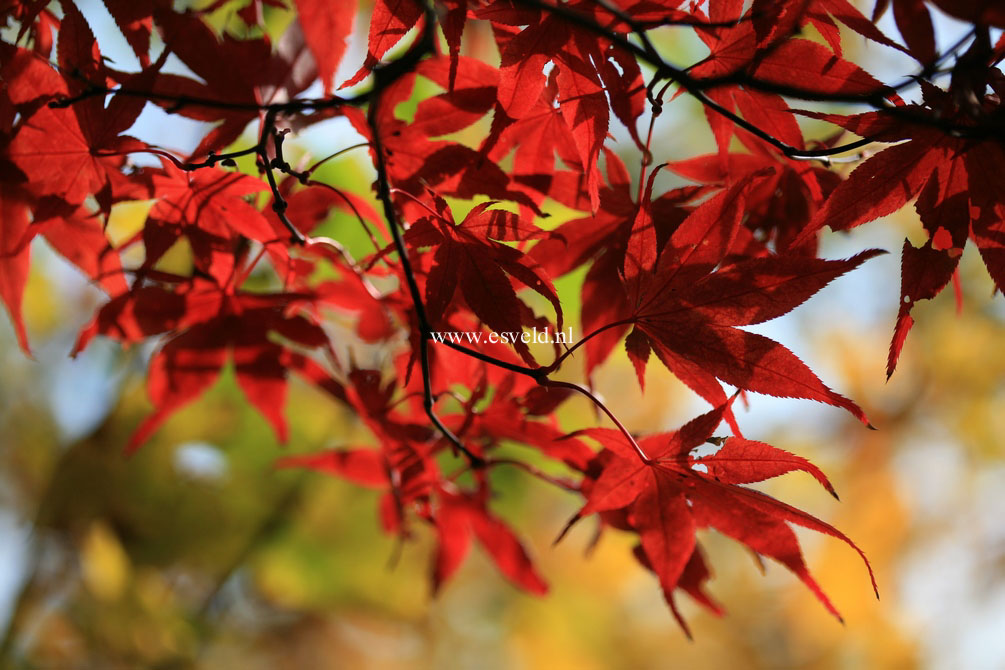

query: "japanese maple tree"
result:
(2, 0), (1003, 636)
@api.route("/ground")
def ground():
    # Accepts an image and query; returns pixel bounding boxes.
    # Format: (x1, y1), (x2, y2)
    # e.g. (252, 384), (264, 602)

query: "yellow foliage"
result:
(81, 521), (131, 602)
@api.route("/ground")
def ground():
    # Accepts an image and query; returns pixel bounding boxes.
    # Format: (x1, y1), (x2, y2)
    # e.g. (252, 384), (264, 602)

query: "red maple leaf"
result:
(569, 401), (876, 634)
(342, 0), (425, 89)
(429, 484), (549, 595)
(7, 99), (145, 207)
(142, 161), (283, 282)
(0, 182), (32, 353)
(292, 0), (355, 93)
(277, 365), (550, 595)
(149, 8), (317, 157)
(799, 76), (1005, 376)
(404, 193), (561, 365)
(530, 149), (701, 377)
(484, 2), (647, 209)
(620, 177), (883, 423)
(669, 140), (842, 255)
(691, 7), (889, 157)
(749, 0), (906, 55)
(77, 279), (334, 453)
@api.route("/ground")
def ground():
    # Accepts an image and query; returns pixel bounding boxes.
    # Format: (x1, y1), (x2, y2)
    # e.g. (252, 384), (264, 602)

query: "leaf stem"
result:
(545, 317), (636, 373)
(542, 379), (652, 463)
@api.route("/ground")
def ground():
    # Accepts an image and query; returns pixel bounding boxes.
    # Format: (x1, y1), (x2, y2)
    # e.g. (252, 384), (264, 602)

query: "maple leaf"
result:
(77, 279), (334, 453)
(293, 0), (354, 93)
(0, 185), (126, 355)
(150, 8), (316, 157)
(442, 373), (596, 471)
(620, 177), (883, 423)
(7, 102), (145, 206)
(570, 402), (876, 631)
(690, 11), (889, 157)
(927, 0), (1005, 26)
(276, 447), (389, 490)
(873, 0), (1005, 63)
(748, 0), (906, 55)
(1, 43), (66, 110)
(405, 194), (562, 365)
(429, 485), (549, 595)
(669, 143), (841, 254)
(493, 11), (570, 121)
(26, 198), (128, 295)
(0, 183), (32, 353)
(279, 446), (549, 595)
(100, 0), (153, 65)
(529, 150), (701, 377)
(2, 13), (165, 210)
(5, 20), (152, 209)
(372, 56), (542, 210)
(3, 0), (58, 57)
(801, 80), (1005, 376)
(483, 73), (588, 209)
(343, 0), (425, 89)
(553, 56), (608, 211)
(277, 364), (552, 595)
(483, 4), (649, 210)
(316, 271), (397, 344)
(142, 161), (281, 283)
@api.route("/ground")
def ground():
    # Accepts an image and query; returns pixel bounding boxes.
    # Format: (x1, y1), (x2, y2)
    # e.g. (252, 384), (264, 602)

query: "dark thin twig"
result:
(365, 7), (483, 467)
(302, 142), (372, 177)
(302, 178), (384, 251)
(262, 118), (307, 245)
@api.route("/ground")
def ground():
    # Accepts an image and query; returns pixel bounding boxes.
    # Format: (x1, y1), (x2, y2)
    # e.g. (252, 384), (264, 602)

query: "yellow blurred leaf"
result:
(81, 520), (131, 601)
(153, 235), (195, 276)
(105, 200), (154, 247)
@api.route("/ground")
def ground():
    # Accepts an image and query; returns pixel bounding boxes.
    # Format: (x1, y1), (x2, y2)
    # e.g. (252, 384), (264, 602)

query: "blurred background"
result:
(2, 1), (1005, 668)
